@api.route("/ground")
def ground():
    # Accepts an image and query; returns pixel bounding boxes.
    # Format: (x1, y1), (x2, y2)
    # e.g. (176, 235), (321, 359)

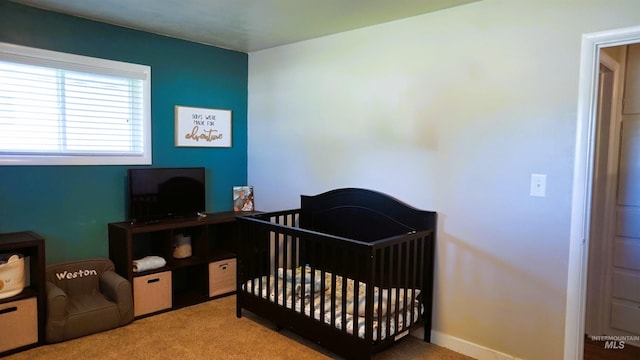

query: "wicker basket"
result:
(173, 234), (192, 259)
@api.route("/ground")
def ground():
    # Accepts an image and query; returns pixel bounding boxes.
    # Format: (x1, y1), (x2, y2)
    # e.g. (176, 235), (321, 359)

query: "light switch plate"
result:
(530, 174), (546, 197)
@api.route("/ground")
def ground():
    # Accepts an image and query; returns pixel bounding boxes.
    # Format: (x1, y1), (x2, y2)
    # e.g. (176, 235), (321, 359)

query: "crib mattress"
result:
(243, 267), (423, 341)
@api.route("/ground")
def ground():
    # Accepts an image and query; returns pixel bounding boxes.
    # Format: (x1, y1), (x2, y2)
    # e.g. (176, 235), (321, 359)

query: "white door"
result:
(587, 44), (640, 346)
(609, 90), (640, 340)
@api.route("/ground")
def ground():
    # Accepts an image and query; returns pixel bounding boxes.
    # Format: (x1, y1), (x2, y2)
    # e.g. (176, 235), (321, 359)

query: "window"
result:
(0, 43), (151, 165)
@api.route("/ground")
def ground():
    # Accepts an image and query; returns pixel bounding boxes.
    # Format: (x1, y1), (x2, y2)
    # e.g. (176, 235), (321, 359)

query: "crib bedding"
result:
(243, 266), (423, 341)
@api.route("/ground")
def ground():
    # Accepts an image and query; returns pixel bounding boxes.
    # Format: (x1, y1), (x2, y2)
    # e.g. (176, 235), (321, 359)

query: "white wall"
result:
(247, 1), (640, 358)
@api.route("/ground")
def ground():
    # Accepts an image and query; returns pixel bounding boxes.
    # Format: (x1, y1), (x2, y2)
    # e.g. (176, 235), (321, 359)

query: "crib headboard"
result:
(299, 188), (436, 242)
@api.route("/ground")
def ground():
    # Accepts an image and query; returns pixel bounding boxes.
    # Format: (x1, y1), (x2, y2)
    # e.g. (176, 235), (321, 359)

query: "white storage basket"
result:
(0, 253), (25, 300)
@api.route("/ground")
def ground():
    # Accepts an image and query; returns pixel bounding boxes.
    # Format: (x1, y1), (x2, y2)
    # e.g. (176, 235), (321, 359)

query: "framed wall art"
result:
(175, 106), (232, 147)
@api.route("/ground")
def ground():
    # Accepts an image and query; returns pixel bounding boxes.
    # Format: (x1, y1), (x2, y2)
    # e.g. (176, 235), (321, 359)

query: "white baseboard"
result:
(411, 328), (520, 360)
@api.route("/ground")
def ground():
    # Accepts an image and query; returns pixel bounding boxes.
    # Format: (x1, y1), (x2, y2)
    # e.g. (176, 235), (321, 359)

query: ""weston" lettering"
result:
(55, 269), (98, 280)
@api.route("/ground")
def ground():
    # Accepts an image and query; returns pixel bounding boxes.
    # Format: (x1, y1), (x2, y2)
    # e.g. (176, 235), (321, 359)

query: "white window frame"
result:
(0, 42), (152, 165)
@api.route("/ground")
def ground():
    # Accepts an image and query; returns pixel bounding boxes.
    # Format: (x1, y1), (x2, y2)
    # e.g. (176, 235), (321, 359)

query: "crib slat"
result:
(352, 247), (361, 336)
(374, 247), (383, 342)
(408, 238), (416, 327)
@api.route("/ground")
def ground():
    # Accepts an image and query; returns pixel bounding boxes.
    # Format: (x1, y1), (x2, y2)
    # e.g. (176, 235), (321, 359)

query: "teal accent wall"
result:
(0, 1), (248, 263)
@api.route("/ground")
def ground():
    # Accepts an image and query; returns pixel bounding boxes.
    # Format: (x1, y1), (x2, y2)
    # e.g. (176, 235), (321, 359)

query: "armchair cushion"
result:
(45, 258), (133, 343)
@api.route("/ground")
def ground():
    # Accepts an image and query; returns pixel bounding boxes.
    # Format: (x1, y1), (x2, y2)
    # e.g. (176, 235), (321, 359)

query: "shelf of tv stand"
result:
(108, 211), (255, 318)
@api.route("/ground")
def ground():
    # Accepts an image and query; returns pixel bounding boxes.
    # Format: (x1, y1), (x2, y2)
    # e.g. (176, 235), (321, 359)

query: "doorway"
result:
(565, 26), (640, 360)
(584, 44), (640, 358)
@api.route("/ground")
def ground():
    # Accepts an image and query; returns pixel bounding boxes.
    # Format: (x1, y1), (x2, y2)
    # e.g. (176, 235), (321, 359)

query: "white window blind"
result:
(0, 43), (151, 165)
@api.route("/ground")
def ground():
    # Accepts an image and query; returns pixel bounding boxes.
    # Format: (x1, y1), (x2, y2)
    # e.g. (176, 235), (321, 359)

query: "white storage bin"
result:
(0, 297), (38, 352)
(133, 271), (172, 316)
(0, 253), (25, 300)
(209, 258), (236, 297)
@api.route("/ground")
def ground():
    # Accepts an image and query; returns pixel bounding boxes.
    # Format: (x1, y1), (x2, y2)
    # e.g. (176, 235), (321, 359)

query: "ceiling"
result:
(11, 0), (478, 52)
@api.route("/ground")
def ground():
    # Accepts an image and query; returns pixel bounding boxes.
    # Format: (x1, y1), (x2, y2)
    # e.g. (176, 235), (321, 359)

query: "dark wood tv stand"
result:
(108, 211), (252, 318)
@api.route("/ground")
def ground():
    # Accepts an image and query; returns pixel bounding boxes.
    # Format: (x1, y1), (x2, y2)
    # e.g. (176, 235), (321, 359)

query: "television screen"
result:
(128, 167), (206, 222)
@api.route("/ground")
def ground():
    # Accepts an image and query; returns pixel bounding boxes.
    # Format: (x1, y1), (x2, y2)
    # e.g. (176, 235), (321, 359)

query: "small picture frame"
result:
(233, 186), (254, 212)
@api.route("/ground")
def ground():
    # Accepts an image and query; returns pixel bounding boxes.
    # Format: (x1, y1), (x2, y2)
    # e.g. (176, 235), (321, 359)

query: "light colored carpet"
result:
(5, 295), (474, 359)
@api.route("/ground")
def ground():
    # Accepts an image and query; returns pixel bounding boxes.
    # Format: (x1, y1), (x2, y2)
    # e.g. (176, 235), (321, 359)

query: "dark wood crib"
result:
(236, 188), (436, 359)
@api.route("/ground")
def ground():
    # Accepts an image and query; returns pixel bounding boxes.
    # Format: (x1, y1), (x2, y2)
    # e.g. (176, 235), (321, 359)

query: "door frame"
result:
(565, 25), (640, 359)
(584, 50), (621, 337)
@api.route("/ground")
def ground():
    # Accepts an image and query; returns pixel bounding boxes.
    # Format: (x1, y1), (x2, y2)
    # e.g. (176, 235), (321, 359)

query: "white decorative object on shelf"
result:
(132, 256), (166, 273)
(0, 253), (25, 299)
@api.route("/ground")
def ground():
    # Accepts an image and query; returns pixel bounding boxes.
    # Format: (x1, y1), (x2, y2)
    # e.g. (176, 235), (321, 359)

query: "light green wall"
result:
(247, 1), (640, 358)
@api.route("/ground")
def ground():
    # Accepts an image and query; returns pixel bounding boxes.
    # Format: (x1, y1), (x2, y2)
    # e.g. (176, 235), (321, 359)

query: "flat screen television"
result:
(127, 167), (206, 222)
